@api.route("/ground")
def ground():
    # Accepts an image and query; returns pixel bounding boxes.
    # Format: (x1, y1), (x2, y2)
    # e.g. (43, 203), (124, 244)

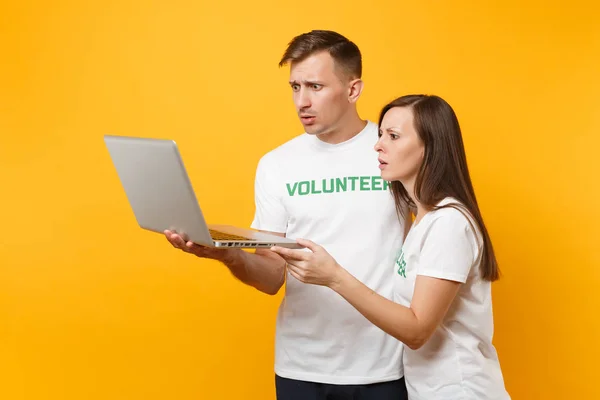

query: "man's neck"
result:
(316, 114), (367, 145)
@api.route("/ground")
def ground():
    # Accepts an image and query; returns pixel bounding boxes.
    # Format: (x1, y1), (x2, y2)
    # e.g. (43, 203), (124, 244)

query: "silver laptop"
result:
(104, 134), (302, 249)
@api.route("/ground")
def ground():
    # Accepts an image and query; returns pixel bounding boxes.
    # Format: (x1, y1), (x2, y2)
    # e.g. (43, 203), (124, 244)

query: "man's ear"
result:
(348, 78), (364, 104)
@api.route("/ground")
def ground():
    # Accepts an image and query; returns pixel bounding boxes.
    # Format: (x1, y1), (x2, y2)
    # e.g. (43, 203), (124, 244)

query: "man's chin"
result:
(304, 126), (322, 135)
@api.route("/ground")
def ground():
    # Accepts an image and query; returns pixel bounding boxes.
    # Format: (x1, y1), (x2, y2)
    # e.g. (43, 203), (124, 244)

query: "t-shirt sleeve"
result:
(417, 208), (480, 283)
(250, 155), (288, 233)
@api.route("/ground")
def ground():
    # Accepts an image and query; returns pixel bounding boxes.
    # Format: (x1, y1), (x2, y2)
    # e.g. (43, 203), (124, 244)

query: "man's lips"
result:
(300, 115), (316, 124)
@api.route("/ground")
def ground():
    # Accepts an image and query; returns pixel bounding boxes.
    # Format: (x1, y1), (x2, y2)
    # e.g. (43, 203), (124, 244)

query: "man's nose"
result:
(296, 89), (311, 109)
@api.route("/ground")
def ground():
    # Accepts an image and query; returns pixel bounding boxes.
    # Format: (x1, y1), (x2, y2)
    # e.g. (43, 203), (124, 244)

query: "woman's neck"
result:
(403, 177), (428, 225)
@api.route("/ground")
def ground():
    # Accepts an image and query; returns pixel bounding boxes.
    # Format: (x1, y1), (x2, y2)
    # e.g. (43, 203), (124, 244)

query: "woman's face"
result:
(375, 106), (425, 184)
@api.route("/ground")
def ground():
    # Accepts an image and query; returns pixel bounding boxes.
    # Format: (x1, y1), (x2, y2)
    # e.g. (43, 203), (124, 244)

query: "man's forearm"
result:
(220, 248), (286, 295)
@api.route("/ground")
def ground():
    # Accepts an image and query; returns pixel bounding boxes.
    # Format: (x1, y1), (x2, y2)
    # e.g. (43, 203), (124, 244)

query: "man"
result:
(165, 30), (409, 400)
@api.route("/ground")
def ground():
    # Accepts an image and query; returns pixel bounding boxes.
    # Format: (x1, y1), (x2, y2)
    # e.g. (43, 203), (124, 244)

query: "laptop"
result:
(104, 134), (302, 249)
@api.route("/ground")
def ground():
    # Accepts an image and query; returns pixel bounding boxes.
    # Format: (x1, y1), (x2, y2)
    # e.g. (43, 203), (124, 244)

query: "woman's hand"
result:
(271, 239), (344, 288)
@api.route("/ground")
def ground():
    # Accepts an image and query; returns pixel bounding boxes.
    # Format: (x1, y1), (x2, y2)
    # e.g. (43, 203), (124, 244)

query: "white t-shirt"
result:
(251, 121), (406, 384)
(394, 197), (510, 399)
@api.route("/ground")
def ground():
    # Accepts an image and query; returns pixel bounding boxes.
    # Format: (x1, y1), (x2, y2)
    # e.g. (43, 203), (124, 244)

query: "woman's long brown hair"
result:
(378, 94), (500, 281)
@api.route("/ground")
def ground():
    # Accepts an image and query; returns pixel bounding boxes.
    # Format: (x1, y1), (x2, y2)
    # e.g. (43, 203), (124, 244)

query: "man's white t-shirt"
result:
(394, 197), (510, 399)
(251, 121), (406, 385)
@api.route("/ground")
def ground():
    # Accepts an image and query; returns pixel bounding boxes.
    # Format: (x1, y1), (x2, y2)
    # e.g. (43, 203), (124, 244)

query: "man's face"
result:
(289, 51), (352, 136)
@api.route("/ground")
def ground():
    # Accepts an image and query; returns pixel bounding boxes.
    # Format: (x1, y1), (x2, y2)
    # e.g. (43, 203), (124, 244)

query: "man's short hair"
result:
(279, 30), (362, 79)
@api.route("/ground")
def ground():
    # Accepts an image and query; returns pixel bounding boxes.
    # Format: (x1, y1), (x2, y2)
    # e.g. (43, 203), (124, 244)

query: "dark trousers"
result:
(275, 375), (408, 400)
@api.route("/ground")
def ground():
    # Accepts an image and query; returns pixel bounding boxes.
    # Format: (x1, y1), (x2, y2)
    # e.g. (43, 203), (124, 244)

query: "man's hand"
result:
(164, 229), (235, 261)
(165, 229), (286, 295)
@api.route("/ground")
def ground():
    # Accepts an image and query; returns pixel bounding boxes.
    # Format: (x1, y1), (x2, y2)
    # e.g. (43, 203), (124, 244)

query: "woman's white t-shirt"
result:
(393, 198), (510, 399)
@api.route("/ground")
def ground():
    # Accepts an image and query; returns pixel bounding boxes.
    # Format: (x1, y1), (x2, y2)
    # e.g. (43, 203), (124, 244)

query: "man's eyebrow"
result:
(288, 80), (323, 85)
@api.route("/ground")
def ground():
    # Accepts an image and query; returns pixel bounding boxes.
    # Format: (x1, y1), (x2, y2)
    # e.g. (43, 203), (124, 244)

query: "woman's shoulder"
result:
(423, 197), (481, 242)
(430, 197), (472, 223)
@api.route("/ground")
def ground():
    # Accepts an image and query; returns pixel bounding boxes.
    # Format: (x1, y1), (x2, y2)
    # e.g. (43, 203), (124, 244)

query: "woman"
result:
(271, 94), (511, 399)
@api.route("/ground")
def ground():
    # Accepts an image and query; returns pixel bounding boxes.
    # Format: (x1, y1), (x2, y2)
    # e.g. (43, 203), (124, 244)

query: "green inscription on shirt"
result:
(396, 249), (407, 278)
(286, 176), (389, 196)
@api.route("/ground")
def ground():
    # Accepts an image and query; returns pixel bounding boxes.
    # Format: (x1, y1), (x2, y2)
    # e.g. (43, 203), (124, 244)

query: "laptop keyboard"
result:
(209, 229), (256, 241)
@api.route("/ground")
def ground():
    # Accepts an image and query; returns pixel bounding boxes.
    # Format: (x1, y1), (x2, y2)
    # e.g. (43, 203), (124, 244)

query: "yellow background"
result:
(1, 0), (598, 398)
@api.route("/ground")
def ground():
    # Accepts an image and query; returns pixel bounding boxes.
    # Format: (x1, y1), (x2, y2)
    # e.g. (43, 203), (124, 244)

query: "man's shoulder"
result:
(256, 120), (379, 167)
(258, 133), (310, 165)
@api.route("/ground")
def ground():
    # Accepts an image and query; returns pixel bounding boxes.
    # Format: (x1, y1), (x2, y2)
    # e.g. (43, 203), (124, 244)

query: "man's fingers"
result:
(165, 230), (217, 258)
(185, 241), (205, 254)
(164, 230), (182, 247)
(168, 235), (182, 249)
(172, 235), (187, 249)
